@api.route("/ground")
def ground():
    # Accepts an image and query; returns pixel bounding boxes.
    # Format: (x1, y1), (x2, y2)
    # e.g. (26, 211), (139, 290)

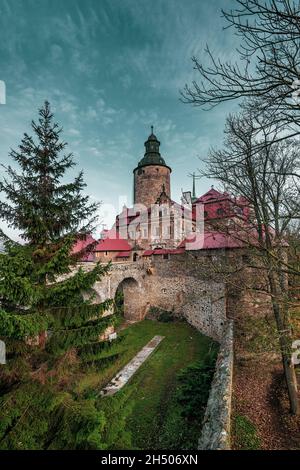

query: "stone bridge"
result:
(82, 255), (228, 341)
(93, 261), (151, 321)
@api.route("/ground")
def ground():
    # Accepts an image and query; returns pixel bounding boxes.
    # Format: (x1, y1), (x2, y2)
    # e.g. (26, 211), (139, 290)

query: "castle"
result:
(72, 130), (271, 450)
(73, 128), (250, 262)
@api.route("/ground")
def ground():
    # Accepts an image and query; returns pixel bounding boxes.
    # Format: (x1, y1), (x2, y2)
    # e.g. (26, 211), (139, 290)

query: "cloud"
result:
(0, 0), (240, 240)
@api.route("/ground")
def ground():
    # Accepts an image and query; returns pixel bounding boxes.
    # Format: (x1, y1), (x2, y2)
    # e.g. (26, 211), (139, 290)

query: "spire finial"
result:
(151, 125), (154, 134)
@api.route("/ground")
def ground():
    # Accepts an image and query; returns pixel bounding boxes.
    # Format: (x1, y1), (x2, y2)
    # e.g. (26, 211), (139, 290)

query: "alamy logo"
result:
(0, 80), (6, 104)
(0, 340), (6, 364)
(291, 340), (300, 366)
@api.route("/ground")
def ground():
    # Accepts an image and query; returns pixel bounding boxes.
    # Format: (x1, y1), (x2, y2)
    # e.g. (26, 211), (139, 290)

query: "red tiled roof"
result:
(178, 232), (243, 250)
(72, 234), (96, 252)
(94, 236), (132, 252)
(196, 188), (229, 203)
(143, 248), (185, 256)
(192, 189), (250, 222)
(72, 234), (96, 261)
(143, 250), (153, 256)
(116, 251), (131, 258)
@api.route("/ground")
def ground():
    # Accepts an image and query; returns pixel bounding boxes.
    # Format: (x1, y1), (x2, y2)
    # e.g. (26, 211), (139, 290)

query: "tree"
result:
(181, 0), (300, 138)
(0, 102), (122, 448)
(199, 105), (300, 414)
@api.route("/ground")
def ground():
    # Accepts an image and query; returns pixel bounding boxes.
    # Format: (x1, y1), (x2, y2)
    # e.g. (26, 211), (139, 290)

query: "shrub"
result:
(176, 348), (218, 421)
(148, 306), (174, 322)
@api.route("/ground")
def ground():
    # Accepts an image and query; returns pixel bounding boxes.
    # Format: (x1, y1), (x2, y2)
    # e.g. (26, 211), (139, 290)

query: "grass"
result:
(77, 319), (217, 450)
(232, 414), (261, 450)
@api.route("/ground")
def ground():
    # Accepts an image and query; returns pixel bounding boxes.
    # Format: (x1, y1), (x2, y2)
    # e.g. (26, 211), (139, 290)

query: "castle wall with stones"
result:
(144, 254), (226, 341)
(198, 319), (234, 450)
(85, 251), (227, 341)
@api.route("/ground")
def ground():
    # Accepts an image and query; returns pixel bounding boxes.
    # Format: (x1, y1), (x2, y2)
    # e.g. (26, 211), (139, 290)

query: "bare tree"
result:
(181, 0), (300, 137)
(200, 106), (300, 414)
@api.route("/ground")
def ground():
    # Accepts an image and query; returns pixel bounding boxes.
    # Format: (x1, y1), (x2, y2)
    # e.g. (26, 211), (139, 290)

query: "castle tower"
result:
(133, 127), (171, 207)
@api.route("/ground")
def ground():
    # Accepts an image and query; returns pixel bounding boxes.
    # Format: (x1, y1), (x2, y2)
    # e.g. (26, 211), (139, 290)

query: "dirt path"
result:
(233, 358), (300, 450)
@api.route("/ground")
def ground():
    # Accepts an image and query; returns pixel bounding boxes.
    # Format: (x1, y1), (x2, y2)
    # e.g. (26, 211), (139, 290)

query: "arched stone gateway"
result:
(115, 277), (147, 321)
(82, 257), (227, 341)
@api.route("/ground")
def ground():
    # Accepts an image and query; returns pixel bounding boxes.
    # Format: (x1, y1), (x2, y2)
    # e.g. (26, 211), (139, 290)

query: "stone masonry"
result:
(133, 164), (171, 207)
(101, 335), (164, 396)
(198, 320), (234, 450)
(82, 251), (227, 342)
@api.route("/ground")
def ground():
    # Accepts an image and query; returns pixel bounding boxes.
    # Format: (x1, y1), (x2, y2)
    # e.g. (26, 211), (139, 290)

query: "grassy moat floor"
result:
(76, 319), (217, 450)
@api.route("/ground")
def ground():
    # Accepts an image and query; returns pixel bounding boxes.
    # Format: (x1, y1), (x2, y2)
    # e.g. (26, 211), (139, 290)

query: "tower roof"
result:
(147, 125), (158, 141)
(135, 126), (171, 170)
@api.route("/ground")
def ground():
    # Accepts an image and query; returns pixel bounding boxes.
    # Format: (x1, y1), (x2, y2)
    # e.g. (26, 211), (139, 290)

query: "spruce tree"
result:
(0, 102), (128, 449)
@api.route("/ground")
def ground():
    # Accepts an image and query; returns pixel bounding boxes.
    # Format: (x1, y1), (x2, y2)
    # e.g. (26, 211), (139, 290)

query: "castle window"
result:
(216, 208), (225, 216)
(163, 254), (169, 260)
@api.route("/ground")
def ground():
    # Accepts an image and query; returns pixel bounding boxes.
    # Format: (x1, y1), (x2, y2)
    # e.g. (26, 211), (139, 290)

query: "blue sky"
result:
(0, 0), (239, 237)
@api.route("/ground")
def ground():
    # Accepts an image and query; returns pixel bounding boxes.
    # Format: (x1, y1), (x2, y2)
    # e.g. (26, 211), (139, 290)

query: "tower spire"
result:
(192, 172), (196, 200)
(151, 125), (154, 134)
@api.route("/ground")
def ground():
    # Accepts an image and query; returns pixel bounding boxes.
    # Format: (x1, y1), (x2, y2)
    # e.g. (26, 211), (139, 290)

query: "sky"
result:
(0, 0), (240, 238)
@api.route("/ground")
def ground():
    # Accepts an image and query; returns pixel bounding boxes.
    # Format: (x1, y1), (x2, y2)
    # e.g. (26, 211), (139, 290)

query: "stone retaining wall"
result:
(198, 319), (234, 450)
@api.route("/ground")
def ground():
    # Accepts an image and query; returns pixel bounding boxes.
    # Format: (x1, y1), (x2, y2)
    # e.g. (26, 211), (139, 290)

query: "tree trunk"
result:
(279, 336), (299, 415)
(269, 272), (299, 415)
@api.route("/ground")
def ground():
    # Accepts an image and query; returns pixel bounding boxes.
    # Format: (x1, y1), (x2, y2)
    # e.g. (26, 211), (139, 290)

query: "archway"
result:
(114, 277), (144, 321)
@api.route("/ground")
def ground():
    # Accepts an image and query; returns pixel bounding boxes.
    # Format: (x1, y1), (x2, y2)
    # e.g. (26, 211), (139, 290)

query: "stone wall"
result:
(198, 320), (234, 450)
(145, 256), (226, 341)
(88, 253), (227, 341)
